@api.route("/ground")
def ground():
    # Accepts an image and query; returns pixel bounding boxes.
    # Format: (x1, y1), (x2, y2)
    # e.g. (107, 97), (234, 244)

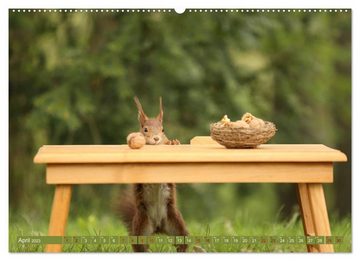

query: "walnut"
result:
(232, 120), (250, 128)
(127, 132), (146, 149)
(219, 114), (231, 126)
(241, 112), (265, 129)
(249, 118), (265, 129)
(241, 112), (254, 124)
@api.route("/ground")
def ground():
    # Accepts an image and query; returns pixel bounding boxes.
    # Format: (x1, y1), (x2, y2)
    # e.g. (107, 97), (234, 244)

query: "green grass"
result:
(9, 212), (351, 253)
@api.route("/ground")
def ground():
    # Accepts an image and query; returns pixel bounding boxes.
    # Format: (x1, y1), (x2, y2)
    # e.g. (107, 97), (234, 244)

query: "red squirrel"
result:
(118, 97), (189, 252)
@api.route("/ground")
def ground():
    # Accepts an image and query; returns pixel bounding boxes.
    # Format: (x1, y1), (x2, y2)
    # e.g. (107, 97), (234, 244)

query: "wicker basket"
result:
(210, 121), (277, 149)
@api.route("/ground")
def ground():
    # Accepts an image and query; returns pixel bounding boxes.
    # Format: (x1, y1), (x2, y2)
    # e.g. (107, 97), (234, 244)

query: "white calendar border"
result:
(1, 0), (359, 261)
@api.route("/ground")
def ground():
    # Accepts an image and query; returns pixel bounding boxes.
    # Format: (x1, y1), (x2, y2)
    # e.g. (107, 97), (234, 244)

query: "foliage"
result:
(9, 10), (351, 238)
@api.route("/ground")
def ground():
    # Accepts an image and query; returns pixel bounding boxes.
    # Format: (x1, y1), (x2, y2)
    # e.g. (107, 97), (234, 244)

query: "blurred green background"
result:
(9, 10), (351, 251)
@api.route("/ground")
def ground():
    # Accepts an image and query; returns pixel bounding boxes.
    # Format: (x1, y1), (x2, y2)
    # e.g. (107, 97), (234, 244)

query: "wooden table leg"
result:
(45, 185), (72, 252)
(297, 183), (334, 252)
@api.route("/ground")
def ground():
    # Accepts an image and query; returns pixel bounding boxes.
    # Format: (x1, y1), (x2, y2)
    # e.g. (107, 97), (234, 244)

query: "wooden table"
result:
(33, 136), (347, 253)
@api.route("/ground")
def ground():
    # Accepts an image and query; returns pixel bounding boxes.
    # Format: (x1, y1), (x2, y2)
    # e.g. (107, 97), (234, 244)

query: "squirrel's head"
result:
(134, 96), (165, 145)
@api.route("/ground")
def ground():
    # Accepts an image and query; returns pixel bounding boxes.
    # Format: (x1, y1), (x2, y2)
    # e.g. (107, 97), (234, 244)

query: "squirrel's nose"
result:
(154, 137), (159, 142)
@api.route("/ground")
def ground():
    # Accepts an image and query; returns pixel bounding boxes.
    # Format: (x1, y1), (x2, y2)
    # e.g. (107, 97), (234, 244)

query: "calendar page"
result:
(9, 8), (351, 253)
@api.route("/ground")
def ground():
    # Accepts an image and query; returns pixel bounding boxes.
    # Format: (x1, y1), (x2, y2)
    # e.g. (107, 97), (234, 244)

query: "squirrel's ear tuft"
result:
(156, 96), (163, 123)
(134, 96), (148, 126)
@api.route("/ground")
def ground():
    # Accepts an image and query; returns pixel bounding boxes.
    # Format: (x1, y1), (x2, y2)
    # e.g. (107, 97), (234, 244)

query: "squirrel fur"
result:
(117, 96), (188, 252)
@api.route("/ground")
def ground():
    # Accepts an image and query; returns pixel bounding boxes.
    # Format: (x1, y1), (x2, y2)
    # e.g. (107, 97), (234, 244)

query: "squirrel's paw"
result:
(172, 139), (181, 145)
(165, 139), (181, 145)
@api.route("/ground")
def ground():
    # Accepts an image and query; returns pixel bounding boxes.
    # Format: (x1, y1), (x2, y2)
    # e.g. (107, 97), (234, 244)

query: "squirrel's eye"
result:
(162, 128), (164, 132)
(144, 128), (148, 133)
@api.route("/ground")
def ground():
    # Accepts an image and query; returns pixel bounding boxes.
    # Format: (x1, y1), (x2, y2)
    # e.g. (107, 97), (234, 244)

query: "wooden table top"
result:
(34, 143), (347, 164)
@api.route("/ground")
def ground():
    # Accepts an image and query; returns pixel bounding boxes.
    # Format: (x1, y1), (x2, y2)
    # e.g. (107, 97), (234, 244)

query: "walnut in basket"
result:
(220, 115), (231, 126)
(232, 120), (250, 128)
(241, 112), (265, 129)
(241, 112), (254, 124)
